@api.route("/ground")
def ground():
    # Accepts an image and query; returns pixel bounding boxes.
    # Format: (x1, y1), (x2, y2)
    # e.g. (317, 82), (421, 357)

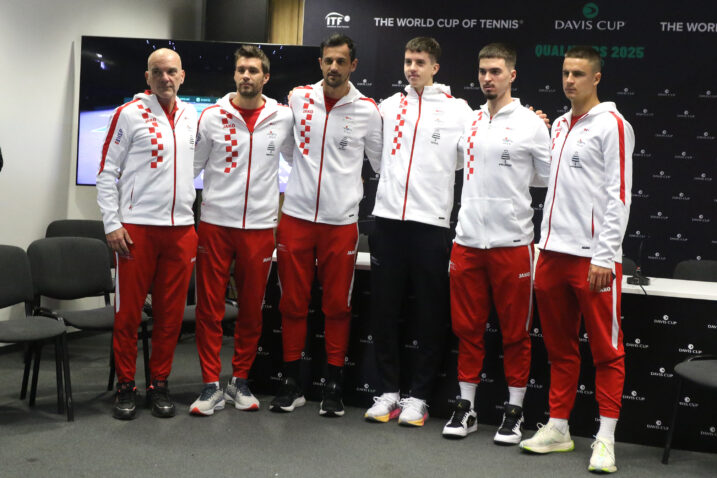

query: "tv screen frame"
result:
(76, 35), (320, 190)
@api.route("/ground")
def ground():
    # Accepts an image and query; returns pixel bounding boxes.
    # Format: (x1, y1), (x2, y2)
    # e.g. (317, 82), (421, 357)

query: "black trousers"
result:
(369, 217), (452, 400)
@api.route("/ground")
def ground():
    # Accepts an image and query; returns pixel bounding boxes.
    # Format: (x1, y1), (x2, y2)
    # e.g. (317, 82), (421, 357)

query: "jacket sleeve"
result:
(455, 101), (473, 170)
(529, 117), (552, 187)
(279, 109), (296, 164)
(592, 115), (634, 269)
(364, 101), (384, 173)
(194, 111), (212, 179)
(96, 107), (131, 234)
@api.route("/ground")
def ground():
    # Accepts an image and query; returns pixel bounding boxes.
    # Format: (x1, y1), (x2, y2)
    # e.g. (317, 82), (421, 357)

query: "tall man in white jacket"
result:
(365, 37), (472, 427)
(97, 48), (198, 420)
(190, 45), (295, 416)
(442, 44), (550, 443)
(519, 46), (634, 475)
(271, 34), (383, 417)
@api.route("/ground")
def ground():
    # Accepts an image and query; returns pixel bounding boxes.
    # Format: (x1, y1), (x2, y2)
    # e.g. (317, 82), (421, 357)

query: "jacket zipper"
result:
(314, 102), (349, 222)
(402, 92), (422, 220)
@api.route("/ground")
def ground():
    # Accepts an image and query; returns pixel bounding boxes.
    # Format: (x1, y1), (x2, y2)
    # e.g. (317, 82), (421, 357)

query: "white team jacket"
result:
(539, 102), (634, 268)
(97, 91), (197, 234)
(455, 99), (551, 249)
(372, 84), (473, 228)
(194, 93), (295, 229)
(281, 81), (383, 225)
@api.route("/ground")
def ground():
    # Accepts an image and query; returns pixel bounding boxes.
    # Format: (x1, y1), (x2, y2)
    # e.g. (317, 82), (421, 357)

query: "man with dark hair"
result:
(365, 37), (472, 427)
(97, 48), (198, 420)
(190, 45), (294, 416)
(442, 43), (550, 443)
(519, 45), (634, 474)
(271, 33), (382, 417)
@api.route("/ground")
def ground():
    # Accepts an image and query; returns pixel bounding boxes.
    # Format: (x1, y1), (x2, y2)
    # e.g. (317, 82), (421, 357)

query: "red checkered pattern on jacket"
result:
(220, 109), (239, 173)
(390, 95), (407, 156)
(298, 92), (314, 156)
(138, 104), (163, 169)
(465, 112), (482, 181)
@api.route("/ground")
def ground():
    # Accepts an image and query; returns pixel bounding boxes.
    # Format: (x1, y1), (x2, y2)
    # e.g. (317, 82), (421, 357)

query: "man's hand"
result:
(528, 105), (551, 129)
(106, 227), (134, 256)
(588, 264), (613, 292)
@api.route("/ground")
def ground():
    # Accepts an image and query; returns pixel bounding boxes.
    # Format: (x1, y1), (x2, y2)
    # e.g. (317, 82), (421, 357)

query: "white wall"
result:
(0, 0), (204, 321)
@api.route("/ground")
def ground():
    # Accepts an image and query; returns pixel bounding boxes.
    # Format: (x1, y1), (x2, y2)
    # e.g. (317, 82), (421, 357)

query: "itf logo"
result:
(325, 12), (350, 28)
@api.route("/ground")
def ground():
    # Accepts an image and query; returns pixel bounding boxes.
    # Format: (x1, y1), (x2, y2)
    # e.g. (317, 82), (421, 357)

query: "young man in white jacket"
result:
(365, 37), (472, 427)
(519, 46), (634, 475)
(442, 44), (550, 443)
(190, 46), (295, 416)
(97, 49), (198, 420)
(271, 34), (383, 417)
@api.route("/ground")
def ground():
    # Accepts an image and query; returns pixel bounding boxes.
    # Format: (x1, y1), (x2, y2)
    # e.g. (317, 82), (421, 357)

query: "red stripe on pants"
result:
(534, 250), (624, 419)
(277, 214), (358, 367)
(450, 243), (533, 386)
(195, 222), (274, 382)
(113, 224), (197, 383)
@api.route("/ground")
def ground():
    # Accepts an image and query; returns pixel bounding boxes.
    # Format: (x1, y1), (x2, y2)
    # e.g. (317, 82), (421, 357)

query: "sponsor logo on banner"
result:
(529, 327), (543, 338)
(312, 377), (326, 387)
(404, 339), (419, 350)
(647, 251), (667, 261)
(359, 334), (374, 345)
(679, 395), (699, 408)
(532, 202), (545, 212)
(300, 351), (312, 362)
(632, 189), (649, 199)
(626, 337), (649, 349)
(649, 211), (668, 220)
(538, 84), (557, 93)
(270, 371), (283, 382)
(691, 214), (711, 223)
(652, 170), (671, 179)
(373, 17), (522, 29)
(674, 151), (694, 160)
(623, 389), (646, 402)
(697, 131), (715, 140)
(527, 378), (544, 390)
(653, 314), (677, 326)
(485, 322), (498, 334)
(634, 148), (652, 158)
(699, 90), (715, 99)
(256, 345), (269, 357)
(617, 87), (635, 96)
(657, 88), (676, 97)
(628, 230), (647, 239)
(659, 21), (717, 32)
(579, 332), (589, 343)
(356, 383), (376, 394)
(678, 343), (703, 354)
(654, 129), (674, 138)
(677, 110), (695, 119)
(693, 172), (713, 182)
(325, 12), (350, 28)
(344, 356), (356, 367)
(700, 426), (717, 438)
(356, 78), (373, 87)
(650, 367), (674, 378)
(646, 420), (669, 431)
(672, 192), (691, 201)
(554, 2), (626, 31)
(577, 384), (594, 396)
(669, 233), (688, 242)
(464, 82), (481, 91)
(635, 108), (654, 118)
(391, 79), (405, 88)
(480, 372), (495, 384)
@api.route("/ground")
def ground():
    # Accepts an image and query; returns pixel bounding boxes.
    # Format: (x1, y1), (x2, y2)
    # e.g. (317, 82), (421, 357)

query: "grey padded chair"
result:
(672, 259), (717, 282)
(662, 259), (717, 464)
(45, 219), (115, 270)
(0, 245), (73, 421)
(26, 237), (150, 391)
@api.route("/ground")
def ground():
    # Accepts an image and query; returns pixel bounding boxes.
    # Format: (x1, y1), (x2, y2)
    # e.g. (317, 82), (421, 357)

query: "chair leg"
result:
(29, 343), (43, 407)
(662, 377), (683, 464)
(108, 337), (116, 392)
(141, 323), (151, 389)
(20, 343), (32, 399)
(60, 333), (74, 422)
(55, 338), (65, 414)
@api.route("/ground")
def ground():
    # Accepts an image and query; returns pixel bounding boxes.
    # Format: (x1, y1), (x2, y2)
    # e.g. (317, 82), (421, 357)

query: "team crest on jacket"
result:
(499, 150), (512, 167)
(338, 137), (349, 150)
(430, 129), (441, 145)
(570, 151), (582, 168)
(266, 141), (276, 156)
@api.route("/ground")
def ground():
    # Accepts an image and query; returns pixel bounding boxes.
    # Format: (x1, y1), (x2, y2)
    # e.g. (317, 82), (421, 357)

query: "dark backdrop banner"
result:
(302, 0), (717, 278)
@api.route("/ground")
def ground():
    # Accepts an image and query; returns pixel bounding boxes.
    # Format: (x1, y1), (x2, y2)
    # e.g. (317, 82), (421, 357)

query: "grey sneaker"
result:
(189, 383), (225, 416)
(225, 378), (260, 411)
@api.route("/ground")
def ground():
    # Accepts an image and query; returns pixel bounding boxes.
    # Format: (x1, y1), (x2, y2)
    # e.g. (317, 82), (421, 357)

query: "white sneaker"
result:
(519, 422), (575, 453)
(364, 393), (401, 423)
(442, 399), (477, 438)
(398, 397), (429, 427)
(493, 403), (524, 445)
(189, 383), (225, 416)
(225, 378), (260, 411)
(589, 437), (617, 473)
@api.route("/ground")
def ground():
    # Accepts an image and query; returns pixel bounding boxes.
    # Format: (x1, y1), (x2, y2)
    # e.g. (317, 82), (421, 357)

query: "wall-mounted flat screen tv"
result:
(77, 36), (319, 190)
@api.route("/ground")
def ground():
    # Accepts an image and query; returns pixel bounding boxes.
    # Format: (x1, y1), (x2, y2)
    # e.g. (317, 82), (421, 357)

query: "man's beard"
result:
(239, 84), (260, 98)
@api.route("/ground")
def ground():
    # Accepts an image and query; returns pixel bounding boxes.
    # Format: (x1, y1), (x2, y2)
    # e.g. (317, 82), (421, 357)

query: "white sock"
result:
(596, 416), (617, 442)
(508, 386), (527, 407)
(548, 417), (569, 434)
(459, 381), (477, 409)
(383, 392), (400, 402)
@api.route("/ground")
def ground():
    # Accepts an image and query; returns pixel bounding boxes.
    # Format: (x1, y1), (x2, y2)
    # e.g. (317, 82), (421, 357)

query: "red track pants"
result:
(450, 243), (534, 387)
(113, 224), (197, 383)
(534, 250), (624, 419)
(194, 222), (274, 382)
(276, 214), (358, 367)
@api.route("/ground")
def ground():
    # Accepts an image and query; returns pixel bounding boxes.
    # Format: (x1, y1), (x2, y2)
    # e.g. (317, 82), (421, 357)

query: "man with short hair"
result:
(365, 37), (472, 427)
(97, 48), (198, 420)
(442, 43), (550, 442)
(190, 45), (294, 416)
(271, 34), (382, 417)
(519, 46), (634, 474)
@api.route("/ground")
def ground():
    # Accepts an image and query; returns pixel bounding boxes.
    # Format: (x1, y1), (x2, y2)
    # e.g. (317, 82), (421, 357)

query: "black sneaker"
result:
(113, 381), (137, 420)
(319, 381), (345, 417)
(270, 376), (306, 413)
(442, 398), (477, 438)
(147, 379), (176, 418)
(494, 403), (524, 445)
